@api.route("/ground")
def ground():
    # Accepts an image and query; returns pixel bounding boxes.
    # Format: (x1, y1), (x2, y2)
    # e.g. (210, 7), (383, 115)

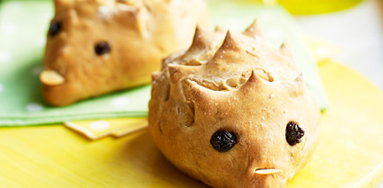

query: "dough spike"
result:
(239, 69), (261, 90)
(279, 41), (298, 69)
(187, 25), (210, 52)
(117, 7), (148, 37)
(242, 18), (264, 38)
(167, 65), (183, 84)
(219, 31), (242, 52)
(208, 31), (242, 66)
(238, 68), (274, 93)
(134, 8), (145, 34)
(68, 9), (79, 26)
(288, 74), (304, 97)
(280, 41), (293, 57)
(214, 25), (226, 33)
(183, 77), (223, 104)
(167, 64), (199, 83)
(182, 79), (207, 103)
(151, 72), (162, 82)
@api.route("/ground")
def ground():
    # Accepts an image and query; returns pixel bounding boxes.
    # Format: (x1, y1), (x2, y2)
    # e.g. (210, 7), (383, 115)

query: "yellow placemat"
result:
(0, 61), (383, 187)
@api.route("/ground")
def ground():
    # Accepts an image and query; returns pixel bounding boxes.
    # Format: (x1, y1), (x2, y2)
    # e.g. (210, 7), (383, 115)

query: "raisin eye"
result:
(286, 121), (304, 146)
(210, 130), (237, 152)
(95, 41), (111, 55)
(49, 21), (62, 37)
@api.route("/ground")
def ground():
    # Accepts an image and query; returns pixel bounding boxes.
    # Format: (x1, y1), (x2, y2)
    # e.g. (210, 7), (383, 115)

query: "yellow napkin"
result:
(65, 118), (147, 140)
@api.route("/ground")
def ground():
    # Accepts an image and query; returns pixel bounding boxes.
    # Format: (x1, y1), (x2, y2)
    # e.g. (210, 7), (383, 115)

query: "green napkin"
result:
(0, 1), (150, 126)
(0, 0), (328, 126)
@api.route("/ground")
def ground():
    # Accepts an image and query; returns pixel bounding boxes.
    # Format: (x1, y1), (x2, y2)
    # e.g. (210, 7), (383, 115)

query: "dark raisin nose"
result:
(95, 41), (111, 56)
(210, 130), (237, 152)
(286, 121), (304, 146)
(49, 21), (62, 37)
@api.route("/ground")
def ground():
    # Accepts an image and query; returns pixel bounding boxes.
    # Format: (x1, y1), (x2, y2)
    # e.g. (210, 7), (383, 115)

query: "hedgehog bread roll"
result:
(41, 0), (208, 106)
(148, 19), (321, 188)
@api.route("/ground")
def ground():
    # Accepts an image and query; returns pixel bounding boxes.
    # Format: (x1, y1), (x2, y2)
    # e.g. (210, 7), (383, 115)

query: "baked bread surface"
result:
(148, 20), (321, 188)
(41, 0), (208, 106)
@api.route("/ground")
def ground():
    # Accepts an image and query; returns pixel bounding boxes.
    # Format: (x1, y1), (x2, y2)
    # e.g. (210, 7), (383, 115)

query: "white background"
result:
(295, 0), (383, 90)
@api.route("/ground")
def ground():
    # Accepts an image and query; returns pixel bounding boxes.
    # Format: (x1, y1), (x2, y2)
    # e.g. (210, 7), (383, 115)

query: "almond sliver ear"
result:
(40, 70), (65, 86)
(254, 169), (282, 175)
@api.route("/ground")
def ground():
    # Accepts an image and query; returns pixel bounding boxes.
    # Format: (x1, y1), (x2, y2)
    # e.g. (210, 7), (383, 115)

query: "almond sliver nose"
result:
(40, 70), (65, 86)
(254, 169), (282, 175)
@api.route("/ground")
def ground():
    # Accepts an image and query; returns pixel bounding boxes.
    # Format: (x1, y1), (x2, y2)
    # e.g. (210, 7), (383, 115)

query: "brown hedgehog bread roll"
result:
(148, 20), (321, 188)
(40, 0), (208, 106)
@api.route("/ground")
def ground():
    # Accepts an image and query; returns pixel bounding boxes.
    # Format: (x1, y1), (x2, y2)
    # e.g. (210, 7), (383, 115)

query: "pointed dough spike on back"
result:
(214, 25), (226, 33)
(209, 31), (243, 64)
(187, 25), (210, 52)
(239, 69), (264, 92)
(151, 72), (162, 81)
(134, 8), (145, 34)
(183, 79), (214, 104)
(279, 41), (298, 69)
(167, 64), (199, 83)
(287, 74), (305, 97)
(280, 41), (293, 57)
(167, 65), (183, 84)
(242, 18), (264, 38)
(218, 31), (242, 52)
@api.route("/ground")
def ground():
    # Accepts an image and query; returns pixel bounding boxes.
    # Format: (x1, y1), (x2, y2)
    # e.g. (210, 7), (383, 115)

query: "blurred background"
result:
(291, 0), (383, 91)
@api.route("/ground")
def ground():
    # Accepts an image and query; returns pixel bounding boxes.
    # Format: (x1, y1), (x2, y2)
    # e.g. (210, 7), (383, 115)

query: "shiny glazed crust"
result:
(41, 0), (208, 106)
(148, 20), (321, 188)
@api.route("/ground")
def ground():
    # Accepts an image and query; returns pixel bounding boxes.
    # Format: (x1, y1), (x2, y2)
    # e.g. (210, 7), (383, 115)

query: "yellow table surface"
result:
(1, 61), (383, 187)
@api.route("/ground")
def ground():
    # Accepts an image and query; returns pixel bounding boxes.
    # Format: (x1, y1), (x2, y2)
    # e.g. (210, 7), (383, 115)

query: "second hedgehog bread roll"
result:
(149, 20), (321, 188)
(41, 0), (208, 106)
